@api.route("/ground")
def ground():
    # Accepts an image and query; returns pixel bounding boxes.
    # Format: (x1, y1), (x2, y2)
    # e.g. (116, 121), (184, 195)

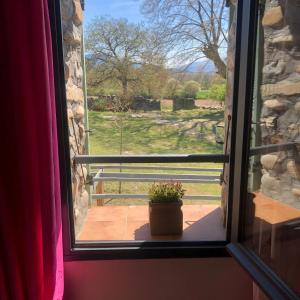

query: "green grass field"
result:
(88, 109), (224, 154)
(87, 108), (225, 205)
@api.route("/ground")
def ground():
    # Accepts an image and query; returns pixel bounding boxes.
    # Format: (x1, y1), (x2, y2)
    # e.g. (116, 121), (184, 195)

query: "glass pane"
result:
(60, 0), (233, 243)
(243, 1), (300, 296)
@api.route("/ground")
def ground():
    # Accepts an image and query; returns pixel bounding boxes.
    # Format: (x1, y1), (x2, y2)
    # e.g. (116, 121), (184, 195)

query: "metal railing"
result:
(75, 154), (228, 204)
(74, 142), (300, 206)
(74, 154), (229, 164)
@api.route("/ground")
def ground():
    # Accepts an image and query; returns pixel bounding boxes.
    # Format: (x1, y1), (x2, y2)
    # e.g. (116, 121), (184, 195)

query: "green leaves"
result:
(149, 182), (185, 203)
(208, 84), (226, 102)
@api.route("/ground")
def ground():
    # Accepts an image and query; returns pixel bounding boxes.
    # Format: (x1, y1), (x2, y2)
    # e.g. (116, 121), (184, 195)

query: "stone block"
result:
(262, 6), (283, 27)
(75, 105), (84, 119)
(270, 26), (295, 45)
(80, 167), (87, 180)
(63, 23), (81, 45)
(292, 188), (300, 197)
(61, 0), (74, 21)
(261, 154), (279, 170)
(261, 173), (280, 192)
(295, 65), (300, 74)
(263, 61), (286, 81)
(73, 0), (83, 26)
(66, 84), (84, 102)
(264, 99), (288, 111)
(295, 102), (300, 111)
(262, 81), (300, 97)
(67, 108), (74, 119)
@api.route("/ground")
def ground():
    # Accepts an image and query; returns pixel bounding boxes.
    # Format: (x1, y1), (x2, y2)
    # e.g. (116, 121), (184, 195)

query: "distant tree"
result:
(85, 17), (163, 104)
(195, 72), (214, 90)
(141, 0), (228, 78)
(182, 80), (200, 99)
(163, 78), (183, 99)
(134, 64), (168, 99)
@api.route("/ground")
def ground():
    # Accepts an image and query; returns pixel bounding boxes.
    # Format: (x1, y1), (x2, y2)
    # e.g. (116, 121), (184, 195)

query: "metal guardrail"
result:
(91, 194), (221, 201)
(74, 143), (299, 204)
(94, 171), (220, 184)
(249, 142), (298, 156)
(76, 154), (226, 204)
(75, 154), (229, 164)
(90, 165), (222, 172)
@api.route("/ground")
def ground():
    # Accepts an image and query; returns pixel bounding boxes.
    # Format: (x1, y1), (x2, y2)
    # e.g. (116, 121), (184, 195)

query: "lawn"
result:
(87, 108), (225, 205)
(88, 109), (224, 155)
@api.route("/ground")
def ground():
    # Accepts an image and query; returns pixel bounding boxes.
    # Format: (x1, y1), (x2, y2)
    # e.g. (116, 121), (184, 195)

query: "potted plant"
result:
(148, 182), (185, 235)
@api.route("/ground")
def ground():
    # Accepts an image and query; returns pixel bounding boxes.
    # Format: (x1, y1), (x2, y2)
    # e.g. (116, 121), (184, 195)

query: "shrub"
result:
(208, 84), (226, 101)
(196, 90), (210, 99)
(149, 182), (185, 203)
(92, 98), (109, 111)
(181, 80), (200, 99)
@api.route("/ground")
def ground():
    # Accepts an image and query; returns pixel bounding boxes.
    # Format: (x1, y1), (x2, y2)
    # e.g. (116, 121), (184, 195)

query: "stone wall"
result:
(61, 0), (88, 234)
(131, 97), (161, 111)
(258, 0), (300, 208)
(173, 98), (196, 111)
(222, 0), (237, 225)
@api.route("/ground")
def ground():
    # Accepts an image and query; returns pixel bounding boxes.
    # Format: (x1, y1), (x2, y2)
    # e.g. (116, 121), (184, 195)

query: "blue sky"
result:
(84, 0), (144, 28)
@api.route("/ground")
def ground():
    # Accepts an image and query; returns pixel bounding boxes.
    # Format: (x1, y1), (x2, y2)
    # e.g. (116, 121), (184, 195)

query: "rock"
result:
(262, 6), (283, 27)
(261, 173), (280, 192)
(277, 109), (299, 130)
(64, 61), (71, 80)
(80, 167), (88, 180)
(67, 108), (74, 119)
(261, 154), (279, 170)
(285, 1), (300, 26)
(74, 66), (83, 82)
(78, 123), (85, 139)
(287, 160), (299, 178)
(73, 0), (83, 26)
(63, 23), (81, 45)
(66, 84), (84, 102)
(292, 188), (300, 197)
(263, 61), (286, 79)
(264, 99), (287, 111)
(69, 136), (76, 148)
(262, 81), (300, 96)
(74, 208), (80, 219)
(295, 102), (300, 112)
(295, 65), (300, 74)
(272, 34), (294, 44)
(75, 105), (84, 119)
(271, 26), (294, 44)
(79, 190), (89, 207)
(61, 0), (74, 21)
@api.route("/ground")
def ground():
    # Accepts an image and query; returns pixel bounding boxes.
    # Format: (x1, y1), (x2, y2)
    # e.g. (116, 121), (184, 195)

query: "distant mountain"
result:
(171, 61), (216, 74)
(186, 61), (216, 73)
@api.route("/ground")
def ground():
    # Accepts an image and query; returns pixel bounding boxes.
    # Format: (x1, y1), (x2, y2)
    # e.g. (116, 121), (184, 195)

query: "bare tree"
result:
(141, 0), (228, 78)
(86, 18), (150, 104)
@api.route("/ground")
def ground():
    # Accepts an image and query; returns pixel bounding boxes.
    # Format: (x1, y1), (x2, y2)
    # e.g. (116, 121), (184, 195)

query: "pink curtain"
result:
(0, 0), (64, 299)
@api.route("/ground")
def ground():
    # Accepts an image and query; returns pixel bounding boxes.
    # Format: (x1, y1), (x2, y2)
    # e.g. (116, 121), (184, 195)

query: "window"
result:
(243, 1), (300, 297)
(50, 0), (300, 297)
(51, 0), (235, 256)
(49, 0), (300, 297)
(226, 1), (300, 299)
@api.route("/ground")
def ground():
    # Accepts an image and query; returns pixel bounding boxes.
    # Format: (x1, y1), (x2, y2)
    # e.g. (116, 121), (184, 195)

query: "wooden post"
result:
(96, 180), (104, 206)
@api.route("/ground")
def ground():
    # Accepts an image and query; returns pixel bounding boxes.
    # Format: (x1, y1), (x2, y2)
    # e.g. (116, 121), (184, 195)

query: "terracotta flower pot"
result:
(149, 200), (183, 235)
